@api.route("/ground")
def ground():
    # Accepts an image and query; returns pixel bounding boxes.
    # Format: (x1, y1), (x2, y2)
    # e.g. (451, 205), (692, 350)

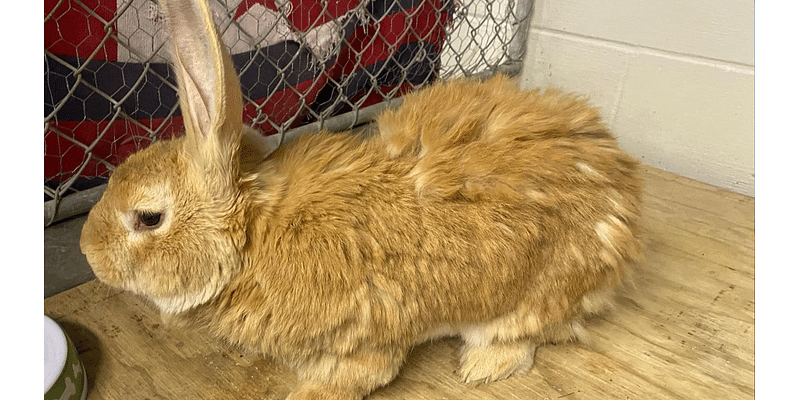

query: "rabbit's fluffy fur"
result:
(80, 0), (642, 398)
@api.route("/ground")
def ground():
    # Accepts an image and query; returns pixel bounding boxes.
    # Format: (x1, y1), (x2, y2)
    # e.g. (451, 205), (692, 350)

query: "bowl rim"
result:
(44, 315), (68, 393)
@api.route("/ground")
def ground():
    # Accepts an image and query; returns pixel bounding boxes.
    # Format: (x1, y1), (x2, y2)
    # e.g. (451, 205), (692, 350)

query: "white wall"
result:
(520, 0), (754, 196)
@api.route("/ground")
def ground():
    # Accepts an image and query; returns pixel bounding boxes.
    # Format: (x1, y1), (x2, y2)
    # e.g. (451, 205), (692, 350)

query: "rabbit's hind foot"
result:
(458, 338), (537, 384)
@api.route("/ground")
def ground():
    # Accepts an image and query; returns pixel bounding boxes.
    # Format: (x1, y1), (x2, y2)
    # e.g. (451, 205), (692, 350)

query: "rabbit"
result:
(79, 0), (643, 398)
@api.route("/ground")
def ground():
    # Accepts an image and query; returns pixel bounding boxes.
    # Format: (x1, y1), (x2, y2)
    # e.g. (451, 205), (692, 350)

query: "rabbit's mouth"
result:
(80, 217), (117, 286)
(80, 200), (139, 291)
(80, 240), (126, 289)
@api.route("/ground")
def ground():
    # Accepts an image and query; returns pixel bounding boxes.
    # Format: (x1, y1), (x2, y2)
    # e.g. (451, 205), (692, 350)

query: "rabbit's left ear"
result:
(160, 0), (244, 186)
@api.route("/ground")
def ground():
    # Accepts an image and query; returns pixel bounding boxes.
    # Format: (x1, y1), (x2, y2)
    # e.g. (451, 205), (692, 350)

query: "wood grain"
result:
(44, 165), (755, 399)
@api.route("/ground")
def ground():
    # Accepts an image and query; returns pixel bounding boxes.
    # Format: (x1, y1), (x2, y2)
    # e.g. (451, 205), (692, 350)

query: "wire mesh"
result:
(44, 0), (532, 225)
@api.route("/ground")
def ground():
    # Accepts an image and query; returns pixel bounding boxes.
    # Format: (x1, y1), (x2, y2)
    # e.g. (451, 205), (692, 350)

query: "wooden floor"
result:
(44, 165), (755, 400)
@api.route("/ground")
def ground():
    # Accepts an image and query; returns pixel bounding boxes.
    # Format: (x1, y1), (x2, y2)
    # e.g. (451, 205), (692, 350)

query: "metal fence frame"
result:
(45, 0), (533, 225)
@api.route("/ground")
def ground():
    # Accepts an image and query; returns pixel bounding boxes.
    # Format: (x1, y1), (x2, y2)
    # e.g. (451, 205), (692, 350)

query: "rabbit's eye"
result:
(135, 211), (163, 230)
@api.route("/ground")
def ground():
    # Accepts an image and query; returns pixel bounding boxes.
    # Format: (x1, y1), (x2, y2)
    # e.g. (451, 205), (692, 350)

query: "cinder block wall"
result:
(520, 0), (754, 196)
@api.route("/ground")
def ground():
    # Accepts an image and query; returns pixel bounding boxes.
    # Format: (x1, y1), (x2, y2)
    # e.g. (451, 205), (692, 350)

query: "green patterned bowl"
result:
(44, 315), (87, 400)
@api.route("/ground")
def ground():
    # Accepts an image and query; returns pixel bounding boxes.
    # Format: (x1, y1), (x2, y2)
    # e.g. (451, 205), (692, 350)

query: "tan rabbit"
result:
(79, 0), (643, 398)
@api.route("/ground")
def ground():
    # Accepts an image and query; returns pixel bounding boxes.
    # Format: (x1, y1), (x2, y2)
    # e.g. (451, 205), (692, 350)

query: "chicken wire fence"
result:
(45, 0), (533, 226)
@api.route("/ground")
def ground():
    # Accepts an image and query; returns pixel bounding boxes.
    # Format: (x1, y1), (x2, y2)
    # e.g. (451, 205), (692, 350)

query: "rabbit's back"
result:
(378, 75), (638, 203)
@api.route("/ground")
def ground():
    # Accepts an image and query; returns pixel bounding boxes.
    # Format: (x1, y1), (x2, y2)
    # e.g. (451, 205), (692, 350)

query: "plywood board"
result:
(45, 166), (755, 399)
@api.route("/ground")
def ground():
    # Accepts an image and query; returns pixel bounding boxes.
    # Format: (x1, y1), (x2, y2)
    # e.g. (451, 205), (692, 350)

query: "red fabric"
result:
(245, 78), (327, 134)
(44, 0), (117, 61)
(45, 118), (185, 181)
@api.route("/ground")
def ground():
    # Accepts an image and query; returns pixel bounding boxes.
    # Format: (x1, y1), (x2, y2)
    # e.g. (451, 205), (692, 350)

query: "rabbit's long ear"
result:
(161, 0), (243, 186)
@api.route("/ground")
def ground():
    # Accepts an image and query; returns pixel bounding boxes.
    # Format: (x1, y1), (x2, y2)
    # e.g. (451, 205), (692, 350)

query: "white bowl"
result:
(44, 315), (87, 400)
